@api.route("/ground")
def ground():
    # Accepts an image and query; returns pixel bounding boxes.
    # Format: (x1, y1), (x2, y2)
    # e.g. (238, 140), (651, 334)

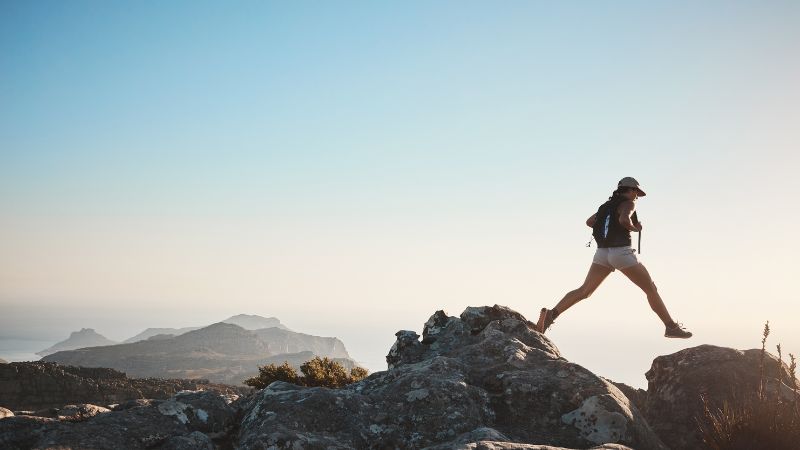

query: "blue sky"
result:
(1, 1), (799, 386)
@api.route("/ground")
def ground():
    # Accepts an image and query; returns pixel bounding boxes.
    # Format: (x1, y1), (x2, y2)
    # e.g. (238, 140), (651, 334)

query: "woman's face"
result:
(622, 188), (640, 201)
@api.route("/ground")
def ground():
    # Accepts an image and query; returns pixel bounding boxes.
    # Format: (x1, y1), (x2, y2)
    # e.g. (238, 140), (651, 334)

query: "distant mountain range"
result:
(122, 314), (290, 344)
(41, 319), (355, 385)
(36, 328), (119, 357)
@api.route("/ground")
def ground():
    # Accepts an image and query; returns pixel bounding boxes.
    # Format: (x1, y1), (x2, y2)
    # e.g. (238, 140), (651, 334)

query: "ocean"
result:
(0, 338), (53, 362)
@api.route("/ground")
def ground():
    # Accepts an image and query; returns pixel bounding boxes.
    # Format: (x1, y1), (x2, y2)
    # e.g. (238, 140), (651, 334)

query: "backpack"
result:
(587, 196), (638, 248)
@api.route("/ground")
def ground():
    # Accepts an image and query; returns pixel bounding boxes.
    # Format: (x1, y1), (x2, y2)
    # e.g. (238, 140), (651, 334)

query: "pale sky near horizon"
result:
(1, 1), (799, 388)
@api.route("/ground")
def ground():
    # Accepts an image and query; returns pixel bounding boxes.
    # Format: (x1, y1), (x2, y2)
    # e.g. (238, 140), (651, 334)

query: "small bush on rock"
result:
(243, 361), (300, 389)
(244, 357), (369, 389)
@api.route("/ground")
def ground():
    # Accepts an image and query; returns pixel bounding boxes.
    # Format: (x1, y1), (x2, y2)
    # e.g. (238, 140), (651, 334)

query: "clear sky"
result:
(1, 1), (799, 388)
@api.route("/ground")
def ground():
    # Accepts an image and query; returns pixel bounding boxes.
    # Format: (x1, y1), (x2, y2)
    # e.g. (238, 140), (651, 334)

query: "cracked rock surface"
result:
(237, 304), (667, 449)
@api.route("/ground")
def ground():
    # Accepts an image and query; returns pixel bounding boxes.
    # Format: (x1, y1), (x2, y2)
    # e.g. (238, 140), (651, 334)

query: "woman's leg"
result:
(552, 263), (613, 316)
(619, 262), (675, 326)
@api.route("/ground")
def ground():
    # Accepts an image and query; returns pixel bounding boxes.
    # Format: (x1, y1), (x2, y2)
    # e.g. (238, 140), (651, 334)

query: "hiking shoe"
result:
(536, 308), (557, 334)
(665, 321), (692, 339)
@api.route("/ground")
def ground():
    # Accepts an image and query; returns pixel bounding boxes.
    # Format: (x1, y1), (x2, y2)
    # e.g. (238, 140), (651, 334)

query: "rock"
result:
(0, 390), (236, 450)
(386, 330), (425, 369)
(435, 443), (633, 450)
(0, 361), (247, 411)
(0, 406), (14, 418)
(160, 390), (236, 433)
(237, 304), (667, 449)
(643, 344), (799, 450)
(604, 378), (648, 416)
(161, 431), (215, 450)
(113, 398), (155, 411)
(0, 415), (56, 450)
(57, 403), (111, 421)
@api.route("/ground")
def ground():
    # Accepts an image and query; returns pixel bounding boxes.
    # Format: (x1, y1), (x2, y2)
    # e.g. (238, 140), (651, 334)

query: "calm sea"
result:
(0, 338), (53, 362)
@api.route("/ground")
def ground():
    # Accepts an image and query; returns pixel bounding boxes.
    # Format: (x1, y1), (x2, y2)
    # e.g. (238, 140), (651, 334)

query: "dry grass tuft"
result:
(697, 321), (800, 450)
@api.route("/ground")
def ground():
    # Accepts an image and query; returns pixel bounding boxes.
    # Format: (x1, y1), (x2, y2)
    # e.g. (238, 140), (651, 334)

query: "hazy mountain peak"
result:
(37, 328), (118, 357)
(222, 314), (290, 331)
(123, 326), (202, 344)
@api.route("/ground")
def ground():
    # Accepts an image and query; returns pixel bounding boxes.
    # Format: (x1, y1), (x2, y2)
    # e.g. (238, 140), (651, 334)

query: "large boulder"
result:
(643, 344), (798, 450)
(237, 304), (667, 449)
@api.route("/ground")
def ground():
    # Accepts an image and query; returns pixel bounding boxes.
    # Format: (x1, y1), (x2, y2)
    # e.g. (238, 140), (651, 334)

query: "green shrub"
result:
(243, 360), (300, 389)
(245, 356), (369, 389)
(698, 321), (800, 450)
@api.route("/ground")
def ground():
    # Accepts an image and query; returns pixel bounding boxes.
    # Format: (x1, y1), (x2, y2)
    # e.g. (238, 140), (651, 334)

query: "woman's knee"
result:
(577, 285), (595, 299)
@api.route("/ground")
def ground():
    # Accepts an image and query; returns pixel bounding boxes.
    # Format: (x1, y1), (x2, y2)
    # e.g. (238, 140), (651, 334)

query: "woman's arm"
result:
(586, 213), (597, 228)
(617, 201), (639, 232)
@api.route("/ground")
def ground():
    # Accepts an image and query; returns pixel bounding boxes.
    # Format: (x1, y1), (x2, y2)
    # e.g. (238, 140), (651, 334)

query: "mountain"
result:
(122, 314), (289, 344)
(253, 327), (349, 358)
(0, 358), (7, 364)
(36, 328), (118, 357)
(222, 314), (289, 331)
(123, 327), (201, 344)
(42, 322), (355, 385)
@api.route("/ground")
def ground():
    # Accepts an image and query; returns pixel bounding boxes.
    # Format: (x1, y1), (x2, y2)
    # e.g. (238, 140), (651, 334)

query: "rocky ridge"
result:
(0, 361), (247, 411)
(2, 304), (797, 450)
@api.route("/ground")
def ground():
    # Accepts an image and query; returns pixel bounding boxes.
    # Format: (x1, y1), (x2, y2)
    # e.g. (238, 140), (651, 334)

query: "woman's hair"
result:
(608, 186), (634, 200)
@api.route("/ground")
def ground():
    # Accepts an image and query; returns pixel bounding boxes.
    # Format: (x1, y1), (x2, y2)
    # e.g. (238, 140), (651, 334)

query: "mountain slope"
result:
(42, 322), (355, 385)
(123, 327), (201, 343)
(253, 327), (350, 358)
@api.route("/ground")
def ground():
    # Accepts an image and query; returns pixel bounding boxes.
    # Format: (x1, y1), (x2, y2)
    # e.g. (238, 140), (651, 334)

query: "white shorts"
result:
(593, 246), (640, 271)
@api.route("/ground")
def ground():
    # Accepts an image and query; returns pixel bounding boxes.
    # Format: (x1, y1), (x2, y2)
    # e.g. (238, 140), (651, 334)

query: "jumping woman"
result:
(535, 177), (692, 338)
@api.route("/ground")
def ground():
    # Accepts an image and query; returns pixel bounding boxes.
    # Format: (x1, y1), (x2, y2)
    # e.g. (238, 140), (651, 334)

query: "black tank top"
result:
(593, 195), (638, 248)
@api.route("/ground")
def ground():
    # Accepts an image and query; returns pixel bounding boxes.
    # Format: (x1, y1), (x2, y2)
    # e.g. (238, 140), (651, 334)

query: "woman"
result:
(535, 177), (692, 338)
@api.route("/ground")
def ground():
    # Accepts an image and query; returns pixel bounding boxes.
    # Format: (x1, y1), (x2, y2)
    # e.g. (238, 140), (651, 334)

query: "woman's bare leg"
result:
(552, 263), (613, 316)
(619, 262), (675, 326)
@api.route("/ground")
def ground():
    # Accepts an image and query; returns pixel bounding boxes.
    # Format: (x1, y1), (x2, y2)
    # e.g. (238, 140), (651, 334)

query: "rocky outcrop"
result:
(237, 305), (667, 449)
(642, 344), (798, 450)
(44, 322), (356, 385)
(36, 328), (118, 357)
(0, 361), (246, 411)
(0, 390), (238, 450)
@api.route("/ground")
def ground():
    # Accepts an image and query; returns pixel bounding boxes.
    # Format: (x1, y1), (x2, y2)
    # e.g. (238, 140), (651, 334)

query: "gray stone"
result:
(0, 390), (235, 450)
(57, 403), (111, 421)
(643, 343), (800, 450)
(0, 406), (14, 419)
